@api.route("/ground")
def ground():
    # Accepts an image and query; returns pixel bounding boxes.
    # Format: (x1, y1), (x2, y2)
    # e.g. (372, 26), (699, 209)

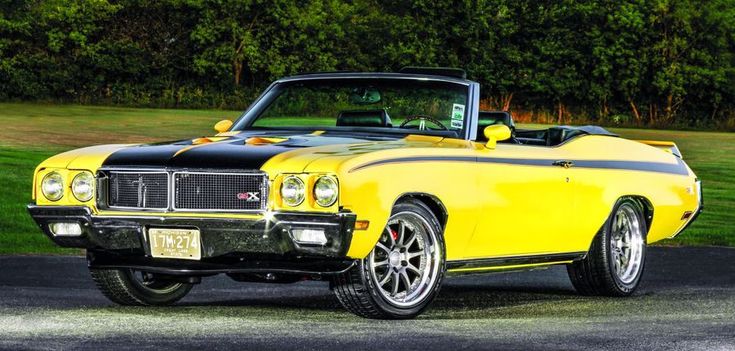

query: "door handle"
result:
(553, 160), (574, 168)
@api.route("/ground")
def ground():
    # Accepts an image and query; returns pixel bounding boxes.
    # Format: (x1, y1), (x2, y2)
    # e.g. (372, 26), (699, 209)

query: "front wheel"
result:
(90, 268), (193, 306)
(567, 198), (647, 296)
(332, 199), (446, 319)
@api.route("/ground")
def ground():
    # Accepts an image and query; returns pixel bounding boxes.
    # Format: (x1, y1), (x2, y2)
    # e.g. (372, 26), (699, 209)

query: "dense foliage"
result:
(1, 0), (734, 128)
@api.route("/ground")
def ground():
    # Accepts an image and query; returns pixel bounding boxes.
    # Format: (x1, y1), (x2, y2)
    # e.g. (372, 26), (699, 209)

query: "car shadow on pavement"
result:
(172, 280), (583, 319)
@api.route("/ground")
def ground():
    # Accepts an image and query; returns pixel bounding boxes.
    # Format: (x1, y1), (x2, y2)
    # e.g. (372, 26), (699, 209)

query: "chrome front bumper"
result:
(27, 205), (356, 258)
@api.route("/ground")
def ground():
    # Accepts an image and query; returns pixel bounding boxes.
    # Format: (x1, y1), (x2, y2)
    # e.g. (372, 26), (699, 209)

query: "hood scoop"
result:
(191, 136), (232, 145)
(245, 136), (289, 145)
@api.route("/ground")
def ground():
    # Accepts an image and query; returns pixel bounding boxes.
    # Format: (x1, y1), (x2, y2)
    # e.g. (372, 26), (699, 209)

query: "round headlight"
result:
(72, 171), (95, 202)
(314, 176), (338, 207)
(41, 172), (64, 201)
(280, 176), (305, 206)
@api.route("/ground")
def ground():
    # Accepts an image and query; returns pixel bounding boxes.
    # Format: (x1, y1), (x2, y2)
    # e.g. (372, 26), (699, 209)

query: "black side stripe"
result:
(350, 156), (476, 172)
(569, 159), (689, 175)
(446, 251), (587, 271)
(349, 155), (690, 176)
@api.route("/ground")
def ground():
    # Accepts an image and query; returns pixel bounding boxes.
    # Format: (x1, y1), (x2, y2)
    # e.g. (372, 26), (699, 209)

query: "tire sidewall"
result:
(603, 199), (647, 294)
(360, 200), (446, 318)
(121, 269), (192, 305)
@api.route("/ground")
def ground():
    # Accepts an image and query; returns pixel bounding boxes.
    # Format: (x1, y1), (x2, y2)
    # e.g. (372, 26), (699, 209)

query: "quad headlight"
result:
(71, 171), (95, 202)
(41, 172), (64, 201)
(314, 176), (338, 207)
(279, 175), (339, 208)
(280, 176), (305, 206)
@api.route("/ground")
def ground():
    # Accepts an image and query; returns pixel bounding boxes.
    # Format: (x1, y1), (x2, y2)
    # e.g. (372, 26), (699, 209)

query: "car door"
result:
(464, 143), (578, 258)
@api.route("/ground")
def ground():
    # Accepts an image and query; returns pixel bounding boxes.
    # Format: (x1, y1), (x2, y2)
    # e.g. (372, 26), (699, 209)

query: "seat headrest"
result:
(337, 110), (391, 127)
(478, 112), (514, 129)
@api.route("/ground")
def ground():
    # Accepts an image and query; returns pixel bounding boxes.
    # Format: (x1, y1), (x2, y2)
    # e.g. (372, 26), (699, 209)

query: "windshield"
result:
(236, 78), (470, 136)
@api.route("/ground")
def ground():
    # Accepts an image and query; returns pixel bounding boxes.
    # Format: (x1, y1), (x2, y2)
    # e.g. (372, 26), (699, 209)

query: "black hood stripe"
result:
(101, 132), (383, 170)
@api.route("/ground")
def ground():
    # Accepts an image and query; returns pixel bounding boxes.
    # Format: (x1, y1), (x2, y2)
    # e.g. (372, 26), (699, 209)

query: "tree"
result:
(0, 0), (733, 127)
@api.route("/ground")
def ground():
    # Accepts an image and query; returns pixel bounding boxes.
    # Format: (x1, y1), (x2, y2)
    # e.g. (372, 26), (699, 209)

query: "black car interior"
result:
(476, 111), (616, 146)
(514, 127), (586, 146)
(333, 109), (615, 146)
(336, 109), (392, 128)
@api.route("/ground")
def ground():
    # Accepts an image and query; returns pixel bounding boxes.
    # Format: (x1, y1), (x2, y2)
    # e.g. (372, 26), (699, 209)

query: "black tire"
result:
(567, 198), (648, 296)
(90, 268), (193, 306)
(332, 199), (446, 319)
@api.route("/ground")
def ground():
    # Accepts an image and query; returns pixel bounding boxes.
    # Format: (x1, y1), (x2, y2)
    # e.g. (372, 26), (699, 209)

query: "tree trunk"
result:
(557, 102), (564, 124)
(501, 92), (514, 111)
(711, 104), (719, 121)
(233, 60), (243, 86)
(233, 39), (246, 86)
(628, 98), (641, 124)
(600, 98), (609, 118)
(648, 104), (657, 125)
(664, 94), (673, 122)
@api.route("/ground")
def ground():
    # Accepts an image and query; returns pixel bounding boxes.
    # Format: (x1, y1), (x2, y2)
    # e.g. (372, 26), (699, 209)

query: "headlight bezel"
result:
(41, 171), (64, 201)
(71, 171), (95, 202)
(280, 175), (306, 207)
(313, 176), (339, 207)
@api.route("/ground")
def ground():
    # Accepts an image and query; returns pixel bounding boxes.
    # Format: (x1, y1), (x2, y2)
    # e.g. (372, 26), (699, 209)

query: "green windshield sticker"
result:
(452, 103), (465, 120)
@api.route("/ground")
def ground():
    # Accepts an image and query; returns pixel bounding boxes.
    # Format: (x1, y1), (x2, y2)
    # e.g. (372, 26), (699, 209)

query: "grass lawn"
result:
(602, 128), (735, 246)
(0, 102), (732, 254)
(0, 103), (241, 254)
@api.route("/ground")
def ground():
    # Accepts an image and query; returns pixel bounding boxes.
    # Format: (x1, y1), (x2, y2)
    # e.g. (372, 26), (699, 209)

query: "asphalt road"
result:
(0, 247), (733, 351)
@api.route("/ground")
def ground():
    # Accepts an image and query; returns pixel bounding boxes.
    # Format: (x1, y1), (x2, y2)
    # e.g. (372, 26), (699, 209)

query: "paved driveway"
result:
(0, 247), (733, 350)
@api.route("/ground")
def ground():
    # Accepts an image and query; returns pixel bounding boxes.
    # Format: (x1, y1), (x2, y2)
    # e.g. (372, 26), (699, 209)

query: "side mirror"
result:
(483, 124), (511, 149)
(214, 119), (233, 133)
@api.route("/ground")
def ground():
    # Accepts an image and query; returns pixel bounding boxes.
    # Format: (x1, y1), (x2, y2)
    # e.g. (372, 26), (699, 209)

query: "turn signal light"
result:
(354, 220), (370, 230)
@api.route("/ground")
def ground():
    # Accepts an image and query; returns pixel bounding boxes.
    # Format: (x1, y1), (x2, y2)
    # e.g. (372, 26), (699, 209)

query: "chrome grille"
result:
(108, 171), (169, 209)
(101, 169), (268, 212)
(173, 172), (267, 211)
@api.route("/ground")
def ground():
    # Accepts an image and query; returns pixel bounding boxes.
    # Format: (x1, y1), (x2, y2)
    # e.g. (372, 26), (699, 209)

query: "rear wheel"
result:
(90, 268), (193, 306)
(332, 199), (446, 319)
(567, 198), (647, 296)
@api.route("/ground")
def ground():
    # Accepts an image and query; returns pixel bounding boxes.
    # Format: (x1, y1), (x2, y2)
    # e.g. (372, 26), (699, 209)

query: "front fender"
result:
(335, 158), (481, 260)
(32, 144), (132, 201)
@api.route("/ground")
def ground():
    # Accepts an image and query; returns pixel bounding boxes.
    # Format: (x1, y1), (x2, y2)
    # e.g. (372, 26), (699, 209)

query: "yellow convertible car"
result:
(28, 68), (701, 319)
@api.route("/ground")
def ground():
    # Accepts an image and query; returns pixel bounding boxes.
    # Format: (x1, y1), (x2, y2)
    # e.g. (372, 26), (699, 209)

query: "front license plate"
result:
(148, 228), (201, 260)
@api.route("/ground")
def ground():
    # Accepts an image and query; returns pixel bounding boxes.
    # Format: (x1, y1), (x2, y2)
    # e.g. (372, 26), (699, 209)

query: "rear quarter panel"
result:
(562, 136), (699, 245)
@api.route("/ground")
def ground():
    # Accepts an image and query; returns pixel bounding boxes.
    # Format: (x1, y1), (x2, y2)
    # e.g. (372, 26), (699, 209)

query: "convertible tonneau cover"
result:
(560, 125), (617, 137)
(513, 125), (618, 146)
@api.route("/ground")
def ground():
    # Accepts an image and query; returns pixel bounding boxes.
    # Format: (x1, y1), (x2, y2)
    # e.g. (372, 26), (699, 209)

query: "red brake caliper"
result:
(390, 228), (398, 242)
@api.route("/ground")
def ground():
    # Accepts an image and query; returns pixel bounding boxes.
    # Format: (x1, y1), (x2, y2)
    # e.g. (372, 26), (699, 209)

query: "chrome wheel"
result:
(368, 211), (441, 308)
(610, 203), (645, 284)
(332, 200), (446, 319)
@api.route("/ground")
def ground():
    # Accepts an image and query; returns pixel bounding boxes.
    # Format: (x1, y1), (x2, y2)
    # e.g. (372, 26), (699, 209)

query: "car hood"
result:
(101, 130), (410, 170)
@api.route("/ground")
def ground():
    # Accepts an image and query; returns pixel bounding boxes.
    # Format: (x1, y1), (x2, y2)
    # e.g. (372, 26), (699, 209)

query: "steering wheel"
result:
(398, 115), (448, 131)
